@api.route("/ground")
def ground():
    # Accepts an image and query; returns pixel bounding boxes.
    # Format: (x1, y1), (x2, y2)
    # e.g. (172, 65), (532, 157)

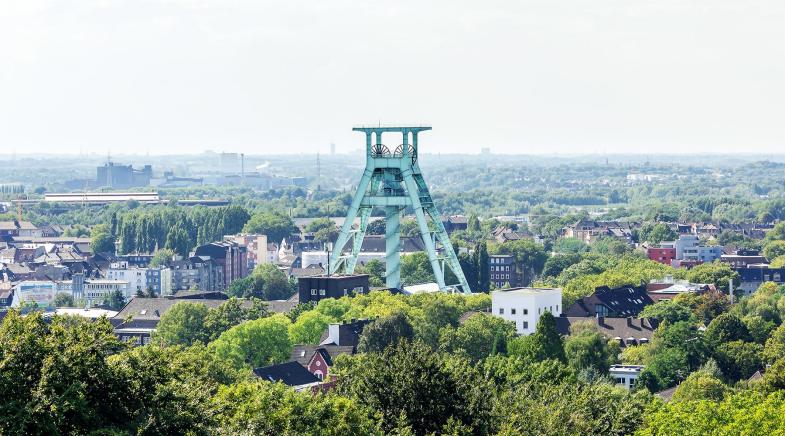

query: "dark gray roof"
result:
(319, 319), (372, 347)
(253, 361), (319, 386)
(290, 344), (355, 366)
(171, 290), (229, 300)
(113, 297), (236, 321)
(656, 386), (677, 402)
(360, 235), (425, 253)
(555, 316), (660, 347)
(565, 284), (653, 318)
(289, 266), (325, 278)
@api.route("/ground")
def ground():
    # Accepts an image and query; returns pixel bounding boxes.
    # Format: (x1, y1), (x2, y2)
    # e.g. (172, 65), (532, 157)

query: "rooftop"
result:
(609, 365), (645, 373)
(493, 287), (562, 296)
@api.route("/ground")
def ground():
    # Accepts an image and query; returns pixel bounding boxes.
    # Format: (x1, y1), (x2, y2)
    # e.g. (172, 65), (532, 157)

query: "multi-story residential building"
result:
(735, 265), (785, 294)
(107, 261), (173, 296)
(491, 287), (562, 335)
(193, 241), (247, 289)
(649, 235), (723, 266)
(488, 254), (524, 288)
(80, 279), (131, 304)
(170, 257), (223, 292)
(672, 235), (722, 262)
(646, 247), (676, 265)
(225, 234), (279, 270)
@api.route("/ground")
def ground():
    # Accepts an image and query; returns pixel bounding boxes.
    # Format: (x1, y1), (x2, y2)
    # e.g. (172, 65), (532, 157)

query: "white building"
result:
(491, 287), (563, 335)
(82, 279), (131, 304)
(662, 235), (722, 263)
(609, 365), (644, 390)
(107, 261), (172, 296)
(11, 281), (58, 307)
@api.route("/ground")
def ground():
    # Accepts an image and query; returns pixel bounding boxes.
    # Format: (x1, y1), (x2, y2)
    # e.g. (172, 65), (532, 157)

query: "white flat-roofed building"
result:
(82, 279), (131, 304)
(491, 287), (562, 335)
(609, 365), (644, 390)
(43, 192), (160, 204)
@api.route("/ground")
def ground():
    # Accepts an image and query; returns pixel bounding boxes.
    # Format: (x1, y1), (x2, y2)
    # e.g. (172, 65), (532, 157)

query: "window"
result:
(523, 321), (528, 329)
(523, 309), (528, 315)
(311, 289), (317, 295)
(511, 308), (516, 315)
(538, 308), (541, 314)
(319, 289), (326, 296)
(499, 308), (504, 315)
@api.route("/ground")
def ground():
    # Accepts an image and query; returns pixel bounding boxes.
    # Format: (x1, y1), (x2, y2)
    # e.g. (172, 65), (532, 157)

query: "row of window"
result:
(120, 335), (151, 345)
(499, 305), (559, 316)
(490, 257), (511, 264)
(492, 274), (510, 280)
(491, 266), (510, 272)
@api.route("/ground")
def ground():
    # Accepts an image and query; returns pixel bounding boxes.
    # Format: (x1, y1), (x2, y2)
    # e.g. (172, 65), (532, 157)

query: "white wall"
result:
(491, 288), (562, 335)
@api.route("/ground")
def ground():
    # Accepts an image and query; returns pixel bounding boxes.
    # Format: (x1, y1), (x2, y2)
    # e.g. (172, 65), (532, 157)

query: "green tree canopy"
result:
(154, 301), (210, 346)
(53, 292), (75, 308)
(439, 312), (516, 362)
(242, 212), (297, 244)
(89, 223), (116, 254)
(357, 312), (414, 354)
(210, 314), (292, 369)
(563, 321), (619, 373)
(289, 310), (335, 345)
(508, 312), (566, 363)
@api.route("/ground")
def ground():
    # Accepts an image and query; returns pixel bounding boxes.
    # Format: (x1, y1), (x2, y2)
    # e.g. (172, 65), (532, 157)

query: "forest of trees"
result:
(6, 283), (785, 434)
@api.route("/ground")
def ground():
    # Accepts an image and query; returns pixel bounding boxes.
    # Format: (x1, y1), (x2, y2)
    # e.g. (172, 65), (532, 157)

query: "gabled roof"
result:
(319, 319), (372, 347)
(565, 284), (653, 318)
(554, 316), (660, 347)
(253, 361), (319, 387)
(360, 235), (425, 253)
(290, 344), (355, 366)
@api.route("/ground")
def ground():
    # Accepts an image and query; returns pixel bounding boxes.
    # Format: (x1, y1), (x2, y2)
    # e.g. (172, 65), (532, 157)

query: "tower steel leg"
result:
(413, 172), (471, 292)
(385, 205), (401, 288)
(346, 173), (380, 273)
(402, 170), (446, 289)
(330, 168), (373, 274)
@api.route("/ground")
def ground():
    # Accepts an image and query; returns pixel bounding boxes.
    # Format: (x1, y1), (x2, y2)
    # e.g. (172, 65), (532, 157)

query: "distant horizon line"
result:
(2, 150), (785, 158)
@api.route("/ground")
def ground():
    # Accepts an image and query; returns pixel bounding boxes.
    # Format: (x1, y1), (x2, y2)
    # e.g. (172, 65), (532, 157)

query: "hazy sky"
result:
(1, 0), (784, 155)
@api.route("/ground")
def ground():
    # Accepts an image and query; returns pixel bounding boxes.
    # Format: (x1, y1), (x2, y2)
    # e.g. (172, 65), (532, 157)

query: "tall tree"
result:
(357, 312), (414, 353)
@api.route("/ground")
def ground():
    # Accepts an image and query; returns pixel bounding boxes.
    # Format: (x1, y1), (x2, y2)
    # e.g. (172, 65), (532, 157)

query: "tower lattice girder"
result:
(329, 125), (471, 293)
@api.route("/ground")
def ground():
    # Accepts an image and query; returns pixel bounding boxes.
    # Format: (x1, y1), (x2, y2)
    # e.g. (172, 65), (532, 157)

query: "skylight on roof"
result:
(140, 310), (147, 315)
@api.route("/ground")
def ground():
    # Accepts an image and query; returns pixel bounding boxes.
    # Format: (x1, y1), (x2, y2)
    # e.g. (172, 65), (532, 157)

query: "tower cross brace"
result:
(328, 125), (471, 293)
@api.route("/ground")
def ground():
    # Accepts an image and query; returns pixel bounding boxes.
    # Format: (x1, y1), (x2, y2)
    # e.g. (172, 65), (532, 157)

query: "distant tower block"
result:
(328, 125), (471, 293)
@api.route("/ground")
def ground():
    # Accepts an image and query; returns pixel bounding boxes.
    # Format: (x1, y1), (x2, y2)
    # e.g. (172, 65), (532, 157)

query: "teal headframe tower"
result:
(328, 125), (471, 293)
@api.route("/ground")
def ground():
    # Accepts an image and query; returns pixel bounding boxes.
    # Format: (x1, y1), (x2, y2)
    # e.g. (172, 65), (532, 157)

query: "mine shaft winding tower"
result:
(328, 125), (471, 293)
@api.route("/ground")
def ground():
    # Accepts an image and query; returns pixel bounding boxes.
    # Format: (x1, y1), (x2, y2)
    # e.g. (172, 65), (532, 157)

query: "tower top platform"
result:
(352, 125), (431, 133)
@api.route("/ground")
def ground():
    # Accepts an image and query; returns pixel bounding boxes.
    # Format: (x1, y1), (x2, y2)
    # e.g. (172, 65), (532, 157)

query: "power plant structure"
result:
(328, 125), (471, 293)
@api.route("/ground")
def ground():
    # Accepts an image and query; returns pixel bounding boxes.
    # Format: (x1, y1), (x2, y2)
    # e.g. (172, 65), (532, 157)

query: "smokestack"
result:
(240, 153), (245, 185)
